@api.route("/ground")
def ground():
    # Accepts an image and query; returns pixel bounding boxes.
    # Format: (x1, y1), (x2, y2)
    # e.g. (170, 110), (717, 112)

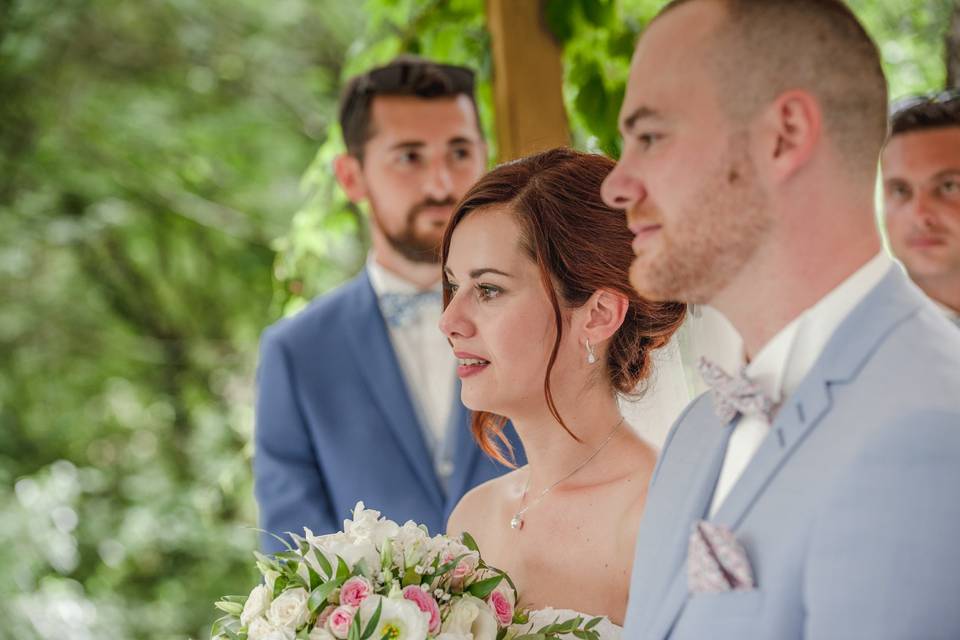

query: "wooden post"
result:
(486, 0), (570, 162)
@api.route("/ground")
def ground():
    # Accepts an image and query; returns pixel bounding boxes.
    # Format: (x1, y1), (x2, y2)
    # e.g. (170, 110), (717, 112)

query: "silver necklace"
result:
(509, 416), (625, 531)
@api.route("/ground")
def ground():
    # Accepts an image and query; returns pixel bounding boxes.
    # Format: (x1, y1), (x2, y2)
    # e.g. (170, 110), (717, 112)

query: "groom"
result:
(602, 0), (960, 638)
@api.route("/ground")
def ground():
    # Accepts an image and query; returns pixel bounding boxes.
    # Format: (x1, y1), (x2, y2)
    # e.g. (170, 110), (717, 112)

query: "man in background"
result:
(883, 91), (960, 325)
(254, 56), (520, 552)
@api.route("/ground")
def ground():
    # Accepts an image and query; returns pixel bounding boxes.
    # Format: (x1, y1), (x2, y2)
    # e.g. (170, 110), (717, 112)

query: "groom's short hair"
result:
(658, 0), (888, 179)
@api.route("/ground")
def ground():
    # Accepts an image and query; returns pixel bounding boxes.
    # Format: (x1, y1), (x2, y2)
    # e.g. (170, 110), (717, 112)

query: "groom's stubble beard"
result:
(369, 194), (457, 264)
(628, 132), (773, 304)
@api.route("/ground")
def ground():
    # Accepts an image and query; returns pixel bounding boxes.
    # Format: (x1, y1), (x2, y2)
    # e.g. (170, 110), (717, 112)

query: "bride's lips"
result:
(454, 351), (490, 378)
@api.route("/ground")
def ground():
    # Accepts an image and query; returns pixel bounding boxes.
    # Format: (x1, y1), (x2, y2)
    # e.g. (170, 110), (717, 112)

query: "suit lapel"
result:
(713, 266), (924, 530)
(642, 403), (734, 639)
(341, 271), (445, 508)
(647, 267), (926, 639)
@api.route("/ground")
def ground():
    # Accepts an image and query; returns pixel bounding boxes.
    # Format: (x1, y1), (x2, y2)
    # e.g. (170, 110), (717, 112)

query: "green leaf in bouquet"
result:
(467, 574), (503, 599)
(348, 615), (362, 640)
(354, 557), (371, 578)
(214, 600), (244, 615)
(273, 574), (291, 599)
(401, 567), (421, 587)
(336, 556), (351, 584)
(360, 598), (383, 640)
(513, 609), (530, 625)
(512, 634), (547, 640)
(583, 617), (603, 631)
(254, 551), (282, 574)
(314, 549), (333, 580)
(434, 553), (469, 577)
(249, 527), (295, 553)
(308, 565), (323, 591)
(220, 595), (248, 604)
(460, 531), (480, 552)
(309, 580), (339, 612)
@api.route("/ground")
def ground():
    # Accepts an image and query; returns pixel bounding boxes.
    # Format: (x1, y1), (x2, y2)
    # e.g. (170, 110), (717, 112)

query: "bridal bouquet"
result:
(212, 503), (603, 640)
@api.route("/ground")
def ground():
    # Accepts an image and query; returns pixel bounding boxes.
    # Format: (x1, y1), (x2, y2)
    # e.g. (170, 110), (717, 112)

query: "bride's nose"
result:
(439, 291), (475, 339)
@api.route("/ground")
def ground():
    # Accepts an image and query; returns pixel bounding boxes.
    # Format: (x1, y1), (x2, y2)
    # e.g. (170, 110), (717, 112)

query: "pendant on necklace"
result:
(510, 514), (524, 530)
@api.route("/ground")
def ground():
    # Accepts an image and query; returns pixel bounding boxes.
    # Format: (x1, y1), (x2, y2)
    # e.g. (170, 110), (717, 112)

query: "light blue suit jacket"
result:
(624, 266), (960, 639)
(254, 270), (522, 553)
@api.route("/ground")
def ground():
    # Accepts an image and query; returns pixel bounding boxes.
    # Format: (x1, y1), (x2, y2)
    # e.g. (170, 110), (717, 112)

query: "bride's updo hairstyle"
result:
(440, 147), (686, 465)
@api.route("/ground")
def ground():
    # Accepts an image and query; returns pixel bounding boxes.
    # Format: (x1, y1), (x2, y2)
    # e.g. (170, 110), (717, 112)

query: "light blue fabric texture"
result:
(624, 266), (960, 639)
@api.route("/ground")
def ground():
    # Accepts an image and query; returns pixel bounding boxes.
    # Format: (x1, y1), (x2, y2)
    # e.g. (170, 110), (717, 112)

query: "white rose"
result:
(308, 627), (337, 640)
(247, 618), (295, 640)
(359, 595), (429, 640)
(319, 537), (379, 574)
(442, 595), (498, 640)
(343, 502), (400, 547)
(241, 584), (272, 627)
(267, 587), (310, 630)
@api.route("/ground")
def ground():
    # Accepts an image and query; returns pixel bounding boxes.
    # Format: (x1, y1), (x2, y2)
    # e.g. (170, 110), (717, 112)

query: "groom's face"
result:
(601, 1), (772, 304)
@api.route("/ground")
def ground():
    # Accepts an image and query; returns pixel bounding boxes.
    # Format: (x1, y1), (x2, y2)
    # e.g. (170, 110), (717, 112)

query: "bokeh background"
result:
(1, 0), (958, 638)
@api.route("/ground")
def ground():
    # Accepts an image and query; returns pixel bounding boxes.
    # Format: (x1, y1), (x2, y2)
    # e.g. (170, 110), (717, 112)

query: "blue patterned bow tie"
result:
(697, 357), (778, 424)
(379, 291), (442, 328)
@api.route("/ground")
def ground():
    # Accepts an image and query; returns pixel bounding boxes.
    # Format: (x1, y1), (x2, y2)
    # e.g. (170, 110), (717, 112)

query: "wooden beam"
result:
(486, 0), (570, 162)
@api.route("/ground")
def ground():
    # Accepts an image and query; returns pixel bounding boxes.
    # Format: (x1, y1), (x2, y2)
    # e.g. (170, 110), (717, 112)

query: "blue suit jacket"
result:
(624, 266), (960, 639)
(254, 270), (522, 552)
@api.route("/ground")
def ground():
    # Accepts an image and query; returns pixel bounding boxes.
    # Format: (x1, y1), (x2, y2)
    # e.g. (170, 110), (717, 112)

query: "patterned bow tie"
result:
(697, 357), (778, 424)
(379, 291), (442, 328)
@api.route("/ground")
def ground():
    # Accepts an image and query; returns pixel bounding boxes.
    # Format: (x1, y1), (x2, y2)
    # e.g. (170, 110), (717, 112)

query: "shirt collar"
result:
(743, 252), (893, 402)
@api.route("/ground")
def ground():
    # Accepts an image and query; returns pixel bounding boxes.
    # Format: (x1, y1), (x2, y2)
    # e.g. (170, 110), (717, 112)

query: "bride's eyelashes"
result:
(443, 281), (505, 302)
(475, 283), (504, 301)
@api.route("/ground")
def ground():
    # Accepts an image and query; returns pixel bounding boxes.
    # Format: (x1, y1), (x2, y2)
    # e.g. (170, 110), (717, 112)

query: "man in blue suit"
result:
(601, 0), (960, 637)
(254, 57), (521, 552)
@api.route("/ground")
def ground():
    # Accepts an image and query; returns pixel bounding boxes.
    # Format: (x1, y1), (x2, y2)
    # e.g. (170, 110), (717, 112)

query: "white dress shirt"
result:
(708, 253), (893, 516)
(367, 258), (457, 479)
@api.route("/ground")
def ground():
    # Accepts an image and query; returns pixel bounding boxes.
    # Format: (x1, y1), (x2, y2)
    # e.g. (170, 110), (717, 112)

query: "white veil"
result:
(620, 305), (742, 449)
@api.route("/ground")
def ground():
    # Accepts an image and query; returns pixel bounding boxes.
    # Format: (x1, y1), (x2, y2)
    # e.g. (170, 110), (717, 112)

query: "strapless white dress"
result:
(512, 607), (621, 640)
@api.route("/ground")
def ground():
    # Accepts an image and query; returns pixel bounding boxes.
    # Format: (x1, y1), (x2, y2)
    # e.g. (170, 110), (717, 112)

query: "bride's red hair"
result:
(440, 148), (686, 467)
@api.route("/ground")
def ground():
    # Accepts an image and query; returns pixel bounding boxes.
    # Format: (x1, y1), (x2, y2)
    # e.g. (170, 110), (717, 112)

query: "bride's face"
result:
(440, 206), (577, 417)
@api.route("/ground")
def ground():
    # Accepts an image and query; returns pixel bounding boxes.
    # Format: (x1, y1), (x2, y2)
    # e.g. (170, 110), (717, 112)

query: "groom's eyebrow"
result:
(621, 106), (664, 134)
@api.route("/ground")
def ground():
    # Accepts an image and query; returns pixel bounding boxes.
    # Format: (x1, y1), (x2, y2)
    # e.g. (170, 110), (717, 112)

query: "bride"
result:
(439, 148), (686, 632)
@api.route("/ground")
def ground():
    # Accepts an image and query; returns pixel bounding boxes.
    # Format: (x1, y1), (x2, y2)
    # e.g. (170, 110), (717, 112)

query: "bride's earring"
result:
(585, 339), (597, 365)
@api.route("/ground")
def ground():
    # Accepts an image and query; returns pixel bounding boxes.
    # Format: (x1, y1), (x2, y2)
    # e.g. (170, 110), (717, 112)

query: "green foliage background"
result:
(0, 0), (954, 638)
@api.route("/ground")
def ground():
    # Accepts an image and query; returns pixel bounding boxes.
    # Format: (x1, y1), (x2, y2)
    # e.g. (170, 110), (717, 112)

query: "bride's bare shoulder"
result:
(446, 467), (523, 539)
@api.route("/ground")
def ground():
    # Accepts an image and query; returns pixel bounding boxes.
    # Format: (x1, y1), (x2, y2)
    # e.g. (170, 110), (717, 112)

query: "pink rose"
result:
(339, 576), (372, 607)
(317, 604), (336, 627)
(488, 589), (514, 627)
(402, 585), (441, 634)
(327, 605), (356, 639)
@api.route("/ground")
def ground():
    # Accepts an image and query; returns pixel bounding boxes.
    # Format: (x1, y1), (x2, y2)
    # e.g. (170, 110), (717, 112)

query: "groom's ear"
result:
(580, 289), (630, 344)
(757, 90), (823, 183)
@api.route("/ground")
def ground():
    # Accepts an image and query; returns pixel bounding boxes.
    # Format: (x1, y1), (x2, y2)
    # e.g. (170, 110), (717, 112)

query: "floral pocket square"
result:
(687, 520), (755, 594)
